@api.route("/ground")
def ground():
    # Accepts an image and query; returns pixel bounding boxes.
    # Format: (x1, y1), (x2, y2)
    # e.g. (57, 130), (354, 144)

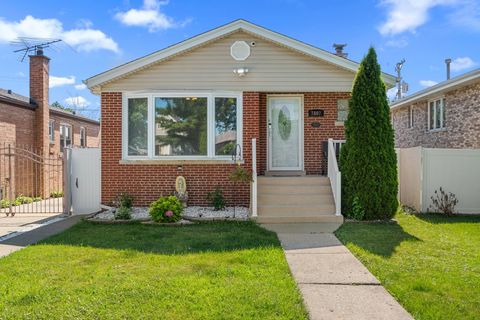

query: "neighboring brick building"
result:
(0, 50), (100, 201)
(0, 67), (100, 153)
(390, 68), (480, 148)
(86, 20), (395, 215)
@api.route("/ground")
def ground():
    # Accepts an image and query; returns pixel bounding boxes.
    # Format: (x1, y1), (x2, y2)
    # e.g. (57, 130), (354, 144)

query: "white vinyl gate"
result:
(64, 148), (101, 215)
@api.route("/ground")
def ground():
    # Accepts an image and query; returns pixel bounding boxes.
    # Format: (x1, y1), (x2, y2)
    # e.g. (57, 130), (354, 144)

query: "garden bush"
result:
(430, 187), (458, 216)
(117, 192), (134, 209)
(206, 186), (227, 211)
(50, 191), (64, 198)
(115, 206), (132, 220)
(149, 195), (183, 223)
(340, 47), (398, 220)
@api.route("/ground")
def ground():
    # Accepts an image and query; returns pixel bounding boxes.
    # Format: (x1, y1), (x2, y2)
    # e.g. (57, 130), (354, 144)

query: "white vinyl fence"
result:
(64, 148), (101, 215)
(397, 147), (480, 214)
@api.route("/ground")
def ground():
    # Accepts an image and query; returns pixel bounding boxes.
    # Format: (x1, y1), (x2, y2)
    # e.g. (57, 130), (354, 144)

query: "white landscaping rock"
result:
(183, 206), (249, 220)
(91, 206), (249, 221)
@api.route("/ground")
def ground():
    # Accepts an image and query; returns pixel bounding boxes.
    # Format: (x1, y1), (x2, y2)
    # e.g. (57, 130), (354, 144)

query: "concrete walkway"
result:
(277, 232), (412, 320)
(0, 215), (84, 258)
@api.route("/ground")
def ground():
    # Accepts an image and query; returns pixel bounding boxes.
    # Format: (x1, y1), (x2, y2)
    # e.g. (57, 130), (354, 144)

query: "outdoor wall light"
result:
(233, 67), (249, 77)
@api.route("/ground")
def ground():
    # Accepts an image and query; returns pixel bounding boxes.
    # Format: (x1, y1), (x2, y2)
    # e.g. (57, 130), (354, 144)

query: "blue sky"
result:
(0, 0), (479, 120)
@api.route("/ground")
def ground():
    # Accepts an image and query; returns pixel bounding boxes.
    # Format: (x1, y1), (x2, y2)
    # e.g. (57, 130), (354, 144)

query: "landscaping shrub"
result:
(149, 195), (183, 223)
(206, 186), (227, 211)
(50, 191), (64, 198)
(229, 165), (253, 183)
(115, 206), (132, 220)
(117, 192), (134, 209)
(340, 47), (398, 220)
(350, 196), (365, 220)
(430, 187), (458, 216)
(14, 195), (33, 204)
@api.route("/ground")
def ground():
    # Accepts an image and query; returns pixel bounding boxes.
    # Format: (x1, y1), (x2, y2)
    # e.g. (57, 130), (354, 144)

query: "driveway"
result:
(0, 213), (63, 240)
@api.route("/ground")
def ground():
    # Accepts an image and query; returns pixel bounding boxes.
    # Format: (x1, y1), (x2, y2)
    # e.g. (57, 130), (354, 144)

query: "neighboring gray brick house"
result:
(390, 68), (480, 148)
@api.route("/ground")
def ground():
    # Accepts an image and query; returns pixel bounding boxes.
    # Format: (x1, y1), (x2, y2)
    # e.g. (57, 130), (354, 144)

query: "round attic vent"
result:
(230, 41), (250, 61)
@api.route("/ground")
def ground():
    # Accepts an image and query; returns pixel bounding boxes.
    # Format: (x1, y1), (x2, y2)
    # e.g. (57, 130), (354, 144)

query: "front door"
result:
(267, 96), (303, 171)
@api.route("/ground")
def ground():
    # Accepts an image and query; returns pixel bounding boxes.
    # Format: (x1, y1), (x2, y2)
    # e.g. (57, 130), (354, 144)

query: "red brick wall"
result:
(0, 102), (36, 147)
(100, 91), (348, 206)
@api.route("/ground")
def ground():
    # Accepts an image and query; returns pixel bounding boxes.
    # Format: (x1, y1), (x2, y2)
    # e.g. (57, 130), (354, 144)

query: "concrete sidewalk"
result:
(277, 232), (412, 320)
(0, 215), (84, 258)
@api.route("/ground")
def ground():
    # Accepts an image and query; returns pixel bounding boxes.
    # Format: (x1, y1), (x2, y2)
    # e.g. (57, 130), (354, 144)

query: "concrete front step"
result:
(258, 176), (330, 186)
(258, 204), (336, 216)
(258, 184), (332, 195)
(256, 215), (343, 224)
(255, 216), (343, 229)
(258, 193), (334, 206)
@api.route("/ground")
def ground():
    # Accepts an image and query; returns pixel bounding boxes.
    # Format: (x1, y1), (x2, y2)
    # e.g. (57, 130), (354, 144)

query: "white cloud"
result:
(450, 57), (477, 71)
(64, 96), (90, 108)
(0, 15), (119, 53)
(74, 83), (87, 90)
(115, 0), (187, 32)
(379, 0), (459, 36)
(420, 79), (438, 87)
(49, 75), (75, 88)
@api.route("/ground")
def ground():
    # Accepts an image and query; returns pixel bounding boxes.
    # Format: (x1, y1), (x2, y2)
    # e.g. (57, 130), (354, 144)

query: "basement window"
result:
(123, 92), (242, 160)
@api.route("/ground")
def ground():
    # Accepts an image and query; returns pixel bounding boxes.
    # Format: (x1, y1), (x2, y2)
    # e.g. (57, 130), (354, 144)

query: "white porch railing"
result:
(251, 138), (257, 217)
(328, 138), (343, 216)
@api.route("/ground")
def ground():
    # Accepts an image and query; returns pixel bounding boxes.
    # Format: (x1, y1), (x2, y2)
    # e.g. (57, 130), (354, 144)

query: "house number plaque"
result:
(308, 109), (324, 117)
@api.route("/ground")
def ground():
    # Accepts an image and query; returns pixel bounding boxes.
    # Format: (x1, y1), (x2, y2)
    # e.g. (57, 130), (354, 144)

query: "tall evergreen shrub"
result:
(340, 47), (398, 220)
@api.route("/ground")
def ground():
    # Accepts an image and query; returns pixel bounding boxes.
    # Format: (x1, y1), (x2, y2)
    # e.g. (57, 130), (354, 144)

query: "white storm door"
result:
(267, 96), (303, 171)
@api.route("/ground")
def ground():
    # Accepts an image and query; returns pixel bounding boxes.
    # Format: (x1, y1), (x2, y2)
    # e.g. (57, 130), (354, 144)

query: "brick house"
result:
(390, 68), (480, 148)
(85, 20), (394, 225)
(0, 50), (100, 201)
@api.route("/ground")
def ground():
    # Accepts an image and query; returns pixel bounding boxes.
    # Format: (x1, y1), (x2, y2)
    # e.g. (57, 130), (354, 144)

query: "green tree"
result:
(156, 98), (208, 155)
(340, 47), (398, 220)
(51, 101), (74, 113)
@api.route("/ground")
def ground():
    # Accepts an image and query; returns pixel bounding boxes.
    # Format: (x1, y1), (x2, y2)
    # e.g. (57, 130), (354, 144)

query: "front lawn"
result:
(336, 213), (480, 320)
(0, 221), (307, 319)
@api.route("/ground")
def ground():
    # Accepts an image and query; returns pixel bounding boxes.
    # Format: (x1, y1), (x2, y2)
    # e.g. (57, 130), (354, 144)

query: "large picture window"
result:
(155, 97), (208, 156)
(124, 93), (242, 160)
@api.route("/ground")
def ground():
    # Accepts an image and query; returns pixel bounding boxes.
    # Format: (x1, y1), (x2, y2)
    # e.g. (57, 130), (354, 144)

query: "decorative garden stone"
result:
(174, 176), (188, 207)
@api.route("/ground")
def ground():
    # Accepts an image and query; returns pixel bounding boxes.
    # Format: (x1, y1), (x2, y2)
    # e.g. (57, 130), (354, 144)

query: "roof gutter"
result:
(390, 68), (480, 111)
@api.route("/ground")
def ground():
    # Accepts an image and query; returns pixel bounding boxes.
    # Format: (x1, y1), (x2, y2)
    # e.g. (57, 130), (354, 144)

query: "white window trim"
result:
(60, 123), (72, 151)
(122, 91), (243, 161)
(49, 119), (55, 143)
(427, 97), (445, 131)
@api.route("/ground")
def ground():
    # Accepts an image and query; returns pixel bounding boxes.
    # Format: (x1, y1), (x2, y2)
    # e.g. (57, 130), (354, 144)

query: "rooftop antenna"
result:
(10, 37), (64, 62)
(395, 58), (408, 100)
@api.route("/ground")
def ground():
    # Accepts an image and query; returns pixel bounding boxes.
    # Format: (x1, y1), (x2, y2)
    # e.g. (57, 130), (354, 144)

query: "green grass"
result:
(0, 221), (307, 320)
(335, 213), (480, 320)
